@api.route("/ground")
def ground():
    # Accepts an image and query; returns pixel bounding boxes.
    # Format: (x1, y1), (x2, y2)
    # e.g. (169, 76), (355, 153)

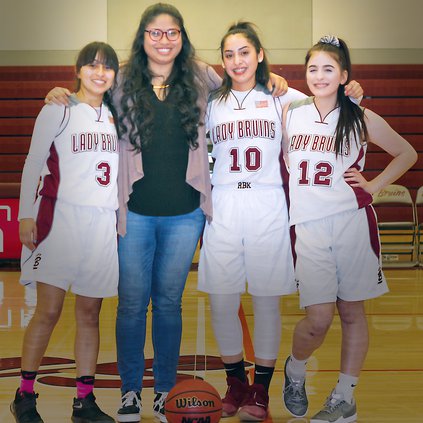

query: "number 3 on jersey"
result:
(96, 161), (111, 186)
(229, 147), (262, 172)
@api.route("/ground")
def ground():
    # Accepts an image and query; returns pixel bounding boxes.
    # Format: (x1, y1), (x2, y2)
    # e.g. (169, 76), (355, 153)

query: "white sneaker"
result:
(116, 391), (142, 422)
(153, 392), (168, 423)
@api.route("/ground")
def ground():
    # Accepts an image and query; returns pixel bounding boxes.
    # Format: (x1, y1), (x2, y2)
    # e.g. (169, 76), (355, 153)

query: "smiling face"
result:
(143, 13), (182, 73)
(306, 51), (348, 100)
(222, 33), (263, 91)
(77, 53), (115, 102)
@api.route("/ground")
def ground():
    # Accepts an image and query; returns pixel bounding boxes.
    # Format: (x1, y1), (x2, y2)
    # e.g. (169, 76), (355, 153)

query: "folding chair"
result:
(372, 184), (417, 267)
(415, 186), (423, 266)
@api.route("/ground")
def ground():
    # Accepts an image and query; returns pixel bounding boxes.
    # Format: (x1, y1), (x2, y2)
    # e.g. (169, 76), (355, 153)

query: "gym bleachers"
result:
(0, 66), (74, 199)
(0, 64), (422, 265)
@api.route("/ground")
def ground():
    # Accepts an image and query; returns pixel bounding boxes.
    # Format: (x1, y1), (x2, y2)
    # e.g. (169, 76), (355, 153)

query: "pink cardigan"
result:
(115, 62), (222, 236)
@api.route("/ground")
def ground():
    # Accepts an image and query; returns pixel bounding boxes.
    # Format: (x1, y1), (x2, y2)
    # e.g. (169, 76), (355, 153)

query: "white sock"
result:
(286, 354), (308, 380)
(335, 373), (358, 404)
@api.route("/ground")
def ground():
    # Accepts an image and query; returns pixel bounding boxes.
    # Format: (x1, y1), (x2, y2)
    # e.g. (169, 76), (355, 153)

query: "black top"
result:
(128, 89), (200, 216)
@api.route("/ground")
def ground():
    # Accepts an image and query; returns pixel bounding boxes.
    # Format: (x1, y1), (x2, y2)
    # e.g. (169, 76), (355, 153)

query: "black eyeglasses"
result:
(144, 28), (181, 41)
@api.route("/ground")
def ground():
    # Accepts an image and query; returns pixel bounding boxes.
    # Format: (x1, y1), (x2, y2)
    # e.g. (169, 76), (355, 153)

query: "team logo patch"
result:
(237, 182), (251, 189)
(255, 100), (268, 108)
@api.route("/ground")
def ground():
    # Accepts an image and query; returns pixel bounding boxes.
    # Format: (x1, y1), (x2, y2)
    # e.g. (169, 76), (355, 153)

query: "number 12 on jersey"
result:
(298, 160), (333, 186)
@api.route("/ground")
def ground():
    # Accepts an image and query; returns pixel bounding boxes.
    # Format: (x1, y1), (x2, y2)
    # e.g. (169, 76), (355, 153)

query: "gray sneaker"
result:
(282, 356), (308, 417)
(310, 391), (357, 423)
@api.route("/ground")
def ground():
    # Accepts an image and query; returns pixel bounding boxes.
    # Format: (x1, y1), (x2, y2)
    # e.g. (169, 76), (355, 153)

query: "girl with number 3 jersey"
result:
(12, 42), (120, 423)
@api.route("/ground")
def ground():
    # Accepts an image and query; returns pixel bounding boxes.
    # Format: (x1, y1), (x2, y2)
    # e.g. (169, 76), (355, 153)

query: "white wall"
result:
(312, 0), (423, 48)
(312, 0), (423, 62)
(0, 0), (107, 50)
(0, 0), (422, 65)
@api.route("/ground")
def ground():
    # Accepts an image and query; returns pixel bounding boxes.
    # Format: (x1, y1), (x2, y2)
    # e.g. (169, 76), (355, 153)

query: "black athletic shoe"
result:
(153, 392), (168, 423)
(116, 391), (141, 422)
(71, 392), (115, 423)
(10, 388), (44, 423)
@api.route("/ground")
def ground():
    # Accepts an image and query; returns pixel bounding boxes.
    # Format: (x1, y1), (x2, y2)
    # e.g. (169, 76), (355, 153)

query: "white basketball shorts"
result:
(294, 206), (388, 308)
(198, 186), (296, 296)
(20, 197), (118, 298)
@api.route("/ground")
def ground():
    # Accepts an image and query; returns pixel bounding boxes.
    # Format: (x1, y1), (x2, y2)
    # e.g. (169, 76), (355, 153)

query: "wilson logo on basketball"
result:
(181, 418), (211, 423)
(176, 397), (215, 408)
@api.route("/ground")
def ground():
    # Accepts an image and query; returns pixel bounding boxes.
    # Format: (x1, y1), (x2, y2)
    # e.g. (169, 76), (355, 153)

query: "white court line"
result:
(195, 297), (206, 379)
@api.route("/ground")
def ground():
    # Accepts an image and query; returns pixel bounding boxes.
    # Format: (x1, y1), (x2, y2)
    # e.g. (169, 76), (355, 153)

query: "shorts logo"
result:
(377, 267), (383, 284)
(33, 253), (42, 270)
(237, 182), (251, 189)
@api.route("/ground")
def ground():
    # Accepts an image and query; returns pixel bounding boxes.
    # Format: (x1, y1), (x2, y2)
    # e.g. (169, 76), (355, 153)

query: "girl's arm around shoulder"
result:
(195, 60), (222, 92)
(282, 103), (291, 131)
(344, 109), (418, 194)
(345, 80), (363, 103)
(281, 102), (292, 158)
(277, 87), (307, 108)
(269, 73), (288, 97)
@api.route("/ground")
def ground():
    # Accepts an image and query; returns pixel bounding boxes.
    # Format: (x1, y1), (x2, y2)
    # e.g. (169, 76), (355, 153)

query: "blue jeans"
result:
(116, 208), (205, 393)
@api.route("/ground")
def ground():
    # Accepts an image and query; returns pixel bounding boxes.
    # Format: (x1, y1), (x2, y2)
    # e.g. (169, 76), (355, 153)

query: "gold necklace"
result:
(152, 84), (170, 89)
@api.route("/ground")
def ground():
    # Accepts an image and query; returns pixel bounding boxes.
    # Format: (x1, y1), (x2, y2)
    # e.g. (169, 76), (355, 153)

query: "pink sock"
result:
(19, 375), (36, 394)
(76, 376), (94, 398)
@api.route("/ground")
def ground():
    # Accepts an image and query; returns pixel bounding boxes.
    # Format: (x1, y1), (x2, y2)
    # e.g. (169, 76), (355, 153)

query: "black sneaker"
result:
(10, 388), (44, 423)
(71, 392), (115, 423)
(153, 392), (168, 423)
(116, 391), (141, 422)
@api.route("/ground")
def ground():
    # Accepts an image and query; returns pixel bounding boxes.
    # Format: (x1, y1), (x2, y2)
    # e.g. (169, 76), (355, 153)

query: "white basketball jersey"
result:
(207, 85), (305, 188)
(286, 97), (372, 225)
(38, 96), (119, 210)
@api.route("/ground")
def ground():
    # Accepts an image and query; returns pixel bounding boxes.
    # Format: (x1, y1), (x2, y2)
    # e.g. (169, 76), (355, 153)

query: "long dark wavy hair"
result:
(119, 2), (202, 151)
(306, 37), (368, 156)
(213, 21), (270, 102)
(75, 41), (120, 135)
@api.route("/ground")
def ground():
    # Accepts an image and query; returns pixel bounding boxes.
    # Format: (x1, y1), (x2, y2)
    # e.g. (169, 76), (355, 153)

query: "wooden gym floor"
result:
(0, 257), (422, 422)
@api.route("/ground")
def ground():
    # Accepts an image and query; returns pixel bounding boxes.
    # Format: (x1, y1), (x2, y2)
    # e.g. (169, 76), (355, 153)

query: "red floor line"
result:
(239, 303), (255, 364)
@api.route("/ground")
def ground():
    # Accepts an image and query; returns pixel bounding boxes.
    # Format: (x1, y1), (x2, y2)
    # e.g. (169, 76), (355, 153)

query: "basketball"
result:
(165, 379), (223, 423)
